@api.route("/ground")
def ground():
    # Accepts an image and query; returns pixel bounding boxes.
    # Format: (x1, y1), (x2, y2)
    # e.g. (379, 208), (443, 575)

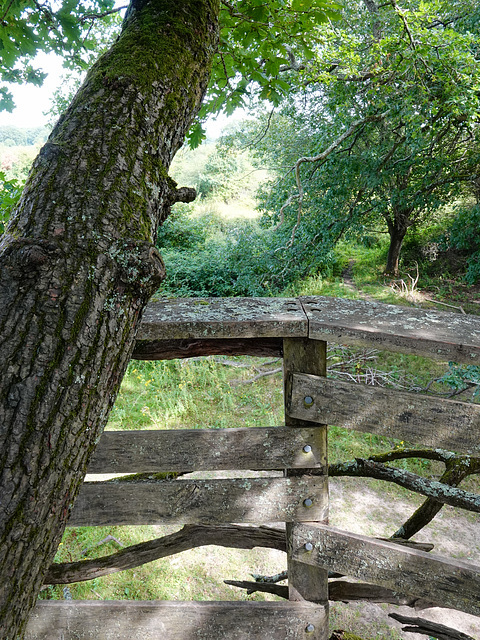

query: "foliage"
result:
(443, 203), (480, 283)
(438, 363), (480, 399)
(157, 202), (338, 297)
(0, 0), (124, 110)
(0, 126), (48, 146)
(45, 12), (124, 126)
(0, 171), (23, 234)
(188, 0), (344, 146)
(229, 0), (480, 274)
(196, 149), (250, 201)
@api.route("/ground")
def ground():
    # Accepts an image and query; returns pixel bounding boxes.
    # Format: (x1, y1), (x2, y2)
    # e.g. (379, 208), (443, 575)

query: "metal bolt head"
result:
(303, 444), (312, 453)
(306, 623), (315, 633)
(304, 542), (314, 552)
(303, 498), (313, 507)
(304, 395), (314, 408)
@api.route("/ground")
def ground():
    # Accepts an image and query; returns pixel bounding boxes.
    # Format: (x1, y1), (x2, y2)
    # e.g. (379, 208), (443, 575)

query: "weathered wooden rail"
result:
(26, 296), (480, 639)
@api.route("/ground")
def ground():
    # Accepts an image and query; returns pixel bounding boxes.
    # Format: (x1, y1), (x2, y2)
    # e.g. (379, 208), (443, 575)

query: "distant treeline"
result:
(0, 126), (49, 147)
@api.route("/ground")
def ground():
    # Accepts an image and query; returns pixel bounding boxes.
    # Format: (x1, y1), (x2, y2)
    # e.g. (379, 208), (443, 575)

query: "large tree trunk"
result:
(0, 2), (219, 637)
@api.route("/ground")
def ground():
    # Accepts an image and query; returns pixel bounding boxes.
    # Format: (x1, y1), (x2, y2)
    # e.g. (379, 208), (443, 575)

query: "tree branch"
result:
(225, 578), (436, 608)
(389, 613), (476, 640)
(275, 111), (389, 246)
(78, 6), (128, 24)
(329, 458), (480, 513)
(44, 524), (285, 585)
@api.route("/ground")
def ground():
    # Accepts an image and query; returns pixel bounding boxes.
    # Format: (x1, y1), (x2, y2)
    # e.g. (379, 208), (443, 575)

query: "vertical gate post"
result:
(283, 338), (329, 639)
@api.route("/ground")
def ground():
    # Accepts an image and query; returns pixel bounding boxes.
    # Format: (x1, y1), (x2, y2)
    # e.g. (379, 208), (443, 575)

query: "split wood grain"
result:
(87, 427), (326, 474)
(132, 337), (283, 360)
(292, 524), (480, 617)
(26, 601), (327, 640)
(69, 477), (328, 526)
(288, 374), (480, 454)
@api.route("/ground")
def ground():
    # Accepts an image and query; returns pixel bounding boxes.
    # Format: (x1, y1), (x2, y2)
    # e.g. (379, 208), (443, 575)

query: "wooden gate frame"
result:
(27, 296), (480, 639)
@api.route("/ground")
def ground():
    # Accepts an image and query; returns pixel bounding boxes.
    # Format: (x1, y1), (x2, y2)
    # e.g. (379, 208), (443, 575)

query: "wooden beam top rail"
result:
(301, 296), (480, 363)
(135, 296), (480, 362)
(137, 297), (308, 340)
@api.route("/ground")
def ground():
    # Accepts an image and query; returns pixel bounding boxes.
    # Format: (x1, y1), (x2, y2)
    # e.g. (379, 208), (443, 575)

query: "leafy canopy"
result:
(230, 0), (480, 274)
(0, 0), (125, 111)
(0, 0), (342, 123)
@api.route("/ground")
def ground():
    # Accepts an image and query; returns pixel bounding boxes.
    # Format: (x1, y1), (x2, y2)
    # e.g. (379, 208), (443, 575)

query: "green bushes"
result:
(0, 172), (23, 234)
(444, 203), (480, 284)
(157, 204), (338, 297)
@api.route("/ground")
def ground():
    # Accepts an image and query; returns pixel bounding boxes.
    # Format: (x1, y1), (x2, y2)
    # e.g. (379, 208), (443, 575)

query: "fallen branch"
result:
(329, 458), (480, 513)
(235, 367), (283, 385)
(81, 534), (124, 557)
(428, 299), (466, 315)
(389, 613), (476, 640)
(224, 580), (288, 599)
(44, 524), (285, 585)
(225, 578), (435, 608)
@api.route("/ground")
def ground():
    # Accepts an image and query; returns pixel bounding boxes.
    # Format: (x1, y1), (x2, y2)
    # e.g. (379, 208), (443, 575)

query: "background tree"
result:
(238, 0), (480, 275)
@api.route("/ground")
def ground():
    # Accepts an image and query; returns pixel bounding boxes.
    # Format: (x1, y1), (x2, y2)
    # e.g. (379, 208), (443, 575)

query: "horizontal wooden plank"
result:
(26, 601), (328, 640)
(292, 524), (480, 617)
(132, 337), (283, 360)
(69, 477), (328, 526)
(301, 296), (480, 363)
(288, 374), (480, 454)
(88, 427), (326, 473)
(137, 297), (308, 340)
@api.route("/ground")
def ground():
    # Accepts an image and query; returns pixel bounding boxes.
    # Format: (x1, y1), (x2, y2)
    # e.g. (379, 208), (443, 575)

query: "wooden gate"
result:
(26, 296), (480, 639)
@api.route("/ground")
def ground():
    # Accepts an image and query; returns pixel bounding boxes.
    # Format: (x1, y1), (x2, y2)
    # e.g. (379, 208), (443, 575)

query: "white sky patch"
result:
(0, 52), (65, 129)
(0, 51), (248, 139)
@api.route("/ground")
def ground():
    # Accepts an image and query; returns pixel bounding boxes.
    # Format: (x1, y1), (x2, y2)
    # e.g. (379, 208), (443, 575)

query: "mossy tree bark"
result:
(0, 1), (219, 637)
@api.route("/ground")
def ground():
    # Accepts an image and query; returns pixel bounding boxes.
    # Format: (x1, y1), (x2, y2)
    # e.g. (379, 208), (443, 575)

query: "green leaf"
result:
(186, 123), (207, 150)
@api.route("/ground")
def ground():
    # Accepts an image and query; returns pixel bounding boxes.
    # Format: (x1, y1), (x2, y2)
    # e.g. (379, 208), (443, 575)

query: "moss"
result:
(84, 0), (218, 106)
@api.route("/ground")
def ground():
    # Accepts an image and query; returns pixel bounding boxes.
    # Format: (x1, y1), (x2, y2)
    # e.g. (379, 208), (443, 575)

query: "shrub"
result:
(443, 203), (480, 283)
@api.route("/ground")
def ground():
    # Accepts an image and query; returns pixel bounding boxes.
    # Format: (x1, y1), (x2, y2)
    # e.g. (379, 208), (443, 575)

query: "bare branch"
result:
(241, 107), (275, 150)
(44, 524), (285, 585)
(389, 613), (476, 640)
(329, 458), (480, 513)
(78, 5), (128, 24)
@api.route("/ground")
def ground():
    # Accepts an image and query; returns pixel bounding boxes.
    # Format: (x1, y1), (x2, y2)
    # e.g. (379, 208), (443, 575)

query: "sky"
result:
(0, 52), (65, 129)
(0, 51), (240, 138)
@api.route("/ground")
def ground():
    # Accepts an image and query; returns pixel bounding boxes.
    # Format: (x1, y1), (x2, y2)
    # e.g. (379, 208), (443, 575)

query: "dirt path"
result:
(328, 477), (480, 639)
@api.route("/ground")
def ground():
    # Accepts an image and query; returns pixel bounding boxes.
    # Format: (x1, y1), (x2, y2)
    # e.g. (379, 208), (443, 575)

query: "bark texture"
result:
(384, 206), (410, 276)
(0, 1), (219, 637)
